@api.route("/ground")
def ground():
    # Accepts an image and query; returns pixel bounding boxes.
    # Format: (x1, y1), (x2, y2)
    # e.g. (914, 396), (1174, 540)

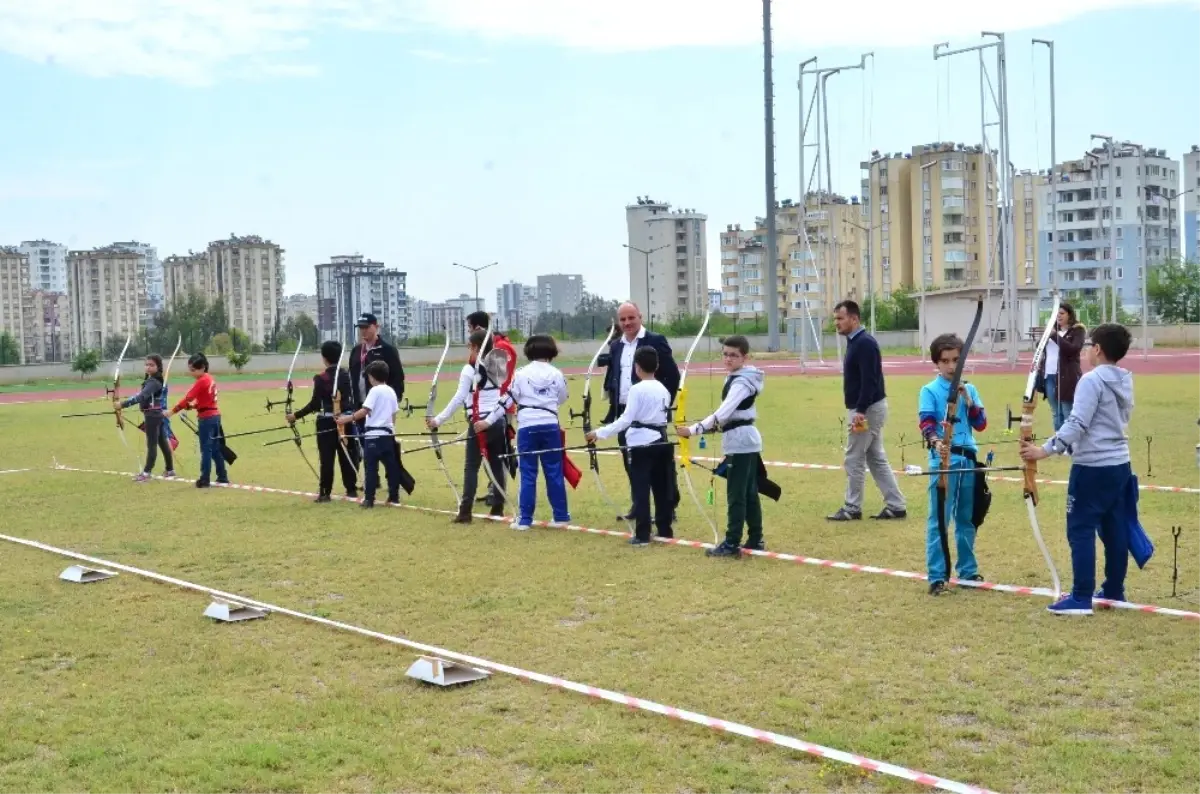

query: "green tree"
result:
(229, 327), (252, 354)
(208, 332), (233, 355)
(1147, 259), (1200, 323)
(279, 312), (319, 348)
(227, 350), (252, 372)
(0, 332), (21, 365)
(71, 349), (102, 379)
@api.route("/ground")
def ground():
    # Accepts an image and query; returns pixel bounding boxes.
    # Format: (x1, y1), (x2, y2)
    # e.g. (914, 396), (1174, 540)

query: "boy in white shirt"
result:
(586, 346), (673, 546)
(477, 334), (569, 530)
(337, 360), (400, 508)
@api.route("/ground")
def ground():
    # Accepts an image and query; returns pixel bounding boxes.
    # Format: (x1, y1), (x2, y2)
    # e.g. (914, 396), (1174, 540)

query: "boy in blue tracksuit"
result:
(918, 333), (988, 595)
(1021, 323), (1135, 616)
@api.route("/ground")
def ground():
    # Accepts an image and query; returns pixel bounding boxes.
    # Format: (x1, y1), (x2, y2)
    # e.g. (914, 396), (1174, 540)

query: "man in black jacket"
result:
(349, 312), (405, 422)
(599, 302), (681, 519)
(826, 300), (906, 521)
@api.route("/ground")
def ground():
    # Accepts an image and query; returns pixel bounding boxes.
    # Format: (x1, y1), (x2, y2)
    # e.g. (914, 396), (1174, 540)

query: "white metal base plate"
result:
(203, 600), (269, 622)
(59, 565), (117, 583)
(405, 655), (490, 687)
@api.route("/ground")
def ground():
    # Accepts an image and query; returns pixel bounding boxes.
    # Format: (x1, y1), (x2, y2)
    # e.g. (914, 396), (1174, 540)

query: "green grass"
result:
(1, 369), (1198, 793)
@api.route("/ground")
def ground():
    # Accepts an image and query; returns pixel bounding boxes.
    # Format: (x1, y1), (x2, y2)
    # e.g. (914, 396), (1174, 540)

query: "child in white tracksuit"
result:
(477, 334), (569, 530)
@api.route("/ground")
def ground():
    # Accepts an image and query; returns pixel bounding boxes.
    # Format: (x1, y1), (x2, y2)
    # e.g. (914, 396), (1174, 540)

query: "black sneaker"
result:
(743, 540), (766, 552)
(195, 478), (210, 489)
(314, 494), (331, 503)
(871, 506), (907, 520)
(964, 574), (985, 583)
(929, 581), (950, 596)
(216, 478), (230, 485)
(706, 541), (742, 558)
(826, 507), (862, 521)
(360, 500), (375, 509)
(629, 537), (650, 547)
(346, 489), (359, 499)
(385, 498), (400, 506)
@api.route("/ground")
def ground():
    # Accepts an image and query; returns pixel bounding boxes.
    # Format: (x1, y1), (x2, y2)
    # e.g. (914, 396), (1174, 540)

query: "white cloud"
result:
(405, 0), (1195, 51)
(409, 48), (490, 65)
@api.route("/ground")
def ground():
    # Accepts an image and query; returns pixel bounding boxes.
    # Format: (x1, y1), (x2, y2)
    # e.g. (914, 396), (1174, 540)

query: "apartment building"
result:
(497, 280), (538, 334)
(206, 234), (285, 346)
(625, 197), (708, 322)
(1039, 143), (1181, 312)
(423, 302), (467, 345)
(1184, 145), (1199, 261)
(162, 252), (213, 307)
(0, 246), (30, 361)
(282, 293), (318, 323)
(719, 194), (865, 323)
(109, 241), (163, 322)
(18, 240), (68, 293)
(1013, 170), (1045, 289)
(66, 246), (149, 353)
(536, 273), (584, 315)
(22, 289), (70, 363)
(314, 254), (409, 342)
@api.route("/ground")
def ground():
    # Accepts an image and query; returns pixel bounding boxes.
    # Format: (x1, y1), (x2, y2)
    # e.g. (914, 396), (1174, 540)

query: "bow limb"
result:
(330, 337), (360, 490)
(428, 327), (462, 506)
(282, 334), (319, 482)
(675, 311), (719, 544)
(110, 335), (141, 471)
(1021, 295), (1064, 599)
(469, 317), (512, 514)
(581, 323), (630, 529)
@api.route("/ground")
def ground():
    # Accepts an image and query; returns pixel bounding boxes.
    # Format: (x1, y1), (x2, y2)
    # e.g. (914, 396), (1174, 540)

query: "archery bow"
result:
(570, 322), (631, 531)
(674, 310), (720, 544)
(160, 334), (183, 462)
(427, 324), (462, 506)
(276, 334), (319, 481)
(330, 337), (360, 489)
(467, 317), (512, 515)
(105, 335), (141, 472)
(933, 297), (983, 587)
(1008, 294), (1064, 599)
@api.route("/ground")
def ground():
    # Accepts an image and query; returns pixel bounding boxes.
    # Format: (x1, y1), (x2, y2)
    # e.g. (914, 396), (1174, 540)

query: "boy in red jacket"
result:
(169, 353), (228, 488)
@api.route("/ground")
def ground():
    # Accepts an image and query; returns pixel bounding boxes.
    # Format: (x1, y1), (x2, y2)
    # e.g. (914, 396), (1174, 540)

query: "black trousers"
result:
(629, 443), (675, 541)
(316, 417), (358, 496)
(362, 435), (400, 503)
(620, 423), (679, 513)
(142, 412), (174, 473)
(461, 419), (508, 512)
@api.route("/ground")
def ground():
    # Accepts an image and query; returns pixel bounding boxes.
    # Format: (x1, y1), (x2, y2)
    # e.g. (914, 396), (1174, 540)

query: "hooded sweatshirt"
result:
(687, 365), (764, 455)
(1042, 363), (1133, 467)
(483, 360), (568, 430)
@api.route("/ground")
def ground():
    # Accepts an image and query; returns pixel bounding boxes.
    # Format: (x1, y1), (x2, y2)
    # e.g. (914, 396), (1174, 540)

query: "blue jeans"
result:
(1066, 462), (1131, 601)
(925, 456), (977, 583)
(517, 424), (569, 524)
(1045, 375), (1073, 432)
(362, 436), (401, 503)
(198, 415), (228, 482)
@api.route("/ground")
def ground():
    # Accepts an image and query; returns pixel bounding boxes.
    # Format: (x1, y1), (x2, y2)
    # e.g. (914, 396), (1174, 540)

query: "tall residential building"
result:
(18, 240), (68, 293)
(625, 197), (708, 322)
(863, 143), (1004, 296)
(282, 293), (318, 323)
(409, 299), (431, 339)
(162, 252), (213, 307)
(1038, 143), (1181, 312)
(206, 234), (285, 346)
(708, 288), (722, 312)
(1013, 170), (1044, 289)
(22, 290), (70, 363)
(1184, 145), (1199, 261)
(423, 302), (467, 344)
(314, 254), (409, 342)
(67, 246), (149, 353)
(109, 241), (163, 320)
(496, 280), (538, 333)
(719, 194), (865, 322)
(0, 246), (30, 361)
(536, 273), (584, 315)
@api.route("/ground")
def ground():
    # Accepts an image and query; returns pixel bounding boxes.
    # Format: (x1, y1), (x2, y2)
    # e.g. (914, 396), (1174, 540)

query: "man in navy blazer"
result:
(599, 302), (681, 519)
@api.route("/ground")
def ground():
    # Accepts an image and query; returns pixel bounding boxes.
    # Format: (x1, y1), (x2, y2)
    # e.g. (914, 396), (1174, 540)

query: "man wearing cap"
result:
(349, 312), (406, 421)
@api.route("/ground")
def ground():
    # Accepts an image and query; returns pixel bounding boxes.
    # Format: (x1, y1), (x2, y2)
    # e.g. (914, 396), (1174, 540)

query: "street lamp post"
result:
(452, 261), (498, 308)
(842, 216), (882, 335)
(623, 243), (667, 326)
(1165, 187), (1196, 265)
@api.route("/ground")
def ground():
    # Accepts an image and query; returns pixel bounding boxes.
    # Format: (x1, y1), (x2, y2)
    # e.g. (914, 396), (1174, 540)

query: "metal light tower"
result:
(1033, 39), (1057, 308)
(452, 261), (497, 308)
(763, 0), (780, 351)
(623, 244), (666, 326)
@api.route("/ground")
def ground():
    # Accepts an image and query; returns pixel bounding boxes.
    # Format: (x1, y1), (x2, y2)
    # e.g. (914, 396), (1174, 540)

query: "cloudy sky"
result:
(1, 0), (1197, 306)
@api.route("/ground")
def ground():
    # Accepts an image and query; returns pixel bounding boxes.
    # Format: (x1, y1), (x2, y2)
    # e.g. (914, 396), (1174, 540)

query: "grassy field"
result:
(1, 366), (1197, 793)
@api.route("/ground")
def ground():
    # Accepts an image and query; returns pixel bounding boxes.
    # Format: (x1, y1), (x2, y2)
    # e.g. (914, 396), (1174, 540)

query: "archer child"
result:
(338, 360), (401, 508)
(676, 335), (778, 558)
(118, 354), (177, 482)
(1021, 323), (1138, 616)
(480, 334), (570, 531)
(918, 333), (988, 596)
(289, 340), (359, 503)
(168, 353), (226, 488)
(587, 345), (673, 546)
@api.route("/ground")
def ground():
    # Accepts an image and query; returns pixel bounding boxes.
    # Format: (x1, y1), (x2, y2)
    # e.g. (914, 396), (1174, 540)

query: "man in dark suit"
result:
(599, 302), (681, 519)
(348, 312), (405, 439)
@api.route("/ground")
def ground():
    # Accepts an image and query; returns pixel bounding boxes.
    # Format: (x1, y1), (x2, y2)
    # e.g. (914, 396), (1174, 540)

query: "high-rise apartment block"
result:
(496, 280), (538, 334)
(536, 273), (584, 315)
(1039, 143), (1180, 311)
(206, 234), (285, 346)
(162, 252), (212, 304)
(22, 289), (70, 363)
(423, 302), (467, 344)
(0, 246), (30, 361)
(282, 293), (318, 324)
(67, 246), (149, 353)
(18, 240), (68, 293)
(314, 254), (409, 342)
(109, 241), (164, 321)
(1184, 145), (1199, 261)
(625, 197), (708, 322)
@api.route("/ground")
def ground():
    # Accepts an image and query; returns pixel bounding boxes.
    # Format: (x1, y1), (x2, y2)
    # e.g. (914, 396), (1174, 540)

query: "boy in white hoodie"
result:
(1021, 322), (1135, 616)
(478, 334), (570, 530)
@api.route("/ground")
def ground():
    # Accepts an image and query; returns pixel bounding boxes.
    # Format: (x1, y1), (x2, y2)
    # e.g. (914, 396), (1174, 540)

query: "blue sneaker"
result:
(1094, 588), (1126, 604)
(1047, 594), (1093, 616)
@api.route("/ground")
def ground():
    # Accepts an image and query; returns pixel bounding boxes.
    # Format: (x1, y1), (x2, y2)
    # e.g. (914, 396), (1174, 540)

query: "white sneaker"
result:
(547, 520), (569, 528)
(510, 521), (531, 531)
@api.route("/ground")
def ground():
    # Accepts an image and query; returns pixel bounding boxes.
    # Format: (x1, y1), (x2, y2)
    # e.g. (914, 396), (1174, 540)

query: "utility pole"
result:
(843, 215), (880, 334)
(763, 0), (780, 351)
(918, 159), (939, 350)
(1090, 134), (1117, 323)
(623, 244), (667, 326)
(452, 261), (497, 308)
(1166, 187), (1196, 265)
(1033, 39), (1057, 316)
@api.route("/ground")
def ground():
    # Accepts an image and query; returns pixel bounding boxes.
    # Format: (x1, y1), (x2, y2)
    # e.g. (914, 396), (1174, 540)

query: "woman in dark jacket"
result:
(1038, 301), (1086, 431)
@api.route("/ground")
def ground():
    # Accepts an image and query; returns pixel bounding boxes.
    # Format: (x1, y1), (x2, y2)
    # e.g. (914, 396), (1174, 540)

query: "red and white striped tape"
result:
(0, 529), (997, 794)
(50, 465), (1200, 621)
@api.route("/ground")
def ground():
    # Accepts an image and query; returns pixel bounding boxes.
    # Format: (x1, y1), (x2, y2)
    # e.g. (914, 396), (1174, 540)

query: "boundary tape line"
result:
(0, 530), (998, 794)
(50, 465), (1200, 622)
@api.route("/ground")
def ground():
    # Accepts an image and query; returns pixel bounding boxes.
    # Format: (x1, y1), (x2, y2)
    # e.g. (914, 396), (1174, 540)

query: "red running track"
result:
(3, 349), (1197, 405)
